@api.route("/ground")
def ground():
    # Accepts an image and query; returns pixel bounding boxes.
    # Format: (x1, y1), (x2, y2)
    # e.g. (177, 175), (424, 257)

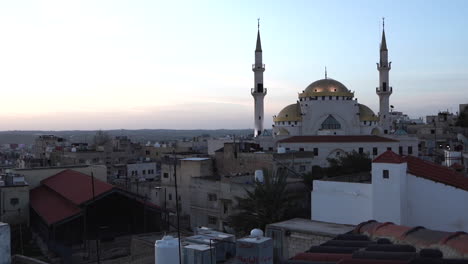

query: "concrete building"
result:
(127, 162), (157, 181)
(312, 150), (468, 232)
(277, 135), (417, 167)
(0, 173), (29, 225)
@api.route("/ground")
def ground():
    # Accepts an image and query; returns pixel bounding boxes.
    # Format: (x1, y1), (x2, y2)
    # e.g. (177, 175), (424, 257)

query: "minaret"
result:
(376, 18), (392, 134)
(252, 19), (267, 137)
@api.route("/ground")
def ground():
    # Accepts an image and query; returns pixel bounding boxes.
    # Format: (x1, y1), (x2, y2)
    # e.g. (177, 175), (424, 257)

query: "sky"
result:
(0, 0), (467, 130)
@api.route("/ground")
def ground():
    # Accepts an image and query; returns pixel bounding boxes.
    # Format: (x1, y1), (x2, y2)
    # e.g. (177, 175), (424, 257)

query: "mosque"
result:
(251, 21), (393, 138)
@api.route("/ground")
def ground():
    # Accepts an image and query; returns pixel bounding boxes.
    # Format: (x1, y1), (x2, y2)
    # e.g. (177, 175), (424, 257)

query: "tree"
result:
(228, 171), (304, 235)
(324, 151), (371, 177)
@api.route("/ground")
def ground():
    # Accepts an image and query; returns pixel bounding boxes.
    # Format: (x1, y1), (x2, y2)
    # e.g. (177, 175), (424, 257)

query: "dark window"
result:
(383, 82), (387, 92)
(336, 96), (339, 100)
(223, 203), (228, 214)
(168, 194), (172, 200)
(399, 146), (403, 155)
(364, 121), (367, 125)
(10, 198), (19, 206)
(329, 96), (332, 100)
(299, 148), (304, 152)
(208, 216), (217, 225)
(408, 146), (413, 155)
(384, 130), (388, 134)
(145, 150), (150, 155)
(208, 193), (217, 201)
(256, 83), (263, 93)
(383, 170), (389, 179)
(142, 170), (146, 175)
(387, 147), (392, 151)
(322, 96), (325, 100)
(359, 148), (363, 154)
(313, 148), (318, 156)
(321, 115), (341, 130)
(430, 129), (435, 134)
(163, 173), (168, 178)
(259, 116), (261, 120)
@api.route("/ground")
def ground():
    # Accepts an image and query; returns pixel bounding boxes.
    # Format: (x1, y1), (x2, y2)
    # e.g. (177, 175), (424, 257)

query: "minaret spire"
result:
(256, 18), (262, 52)
(380, 17), (387, 51)
(325, 66), (328, 79)
(252, 19), (267, 137)
(376, 18), (392, 134)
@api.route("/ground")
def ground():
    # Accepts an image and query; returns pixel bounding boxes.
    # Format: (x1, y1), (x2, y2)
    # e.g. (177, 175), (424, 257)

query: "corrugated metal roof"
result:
(30, 186), (81, 226)
(41, 169), (113, 205)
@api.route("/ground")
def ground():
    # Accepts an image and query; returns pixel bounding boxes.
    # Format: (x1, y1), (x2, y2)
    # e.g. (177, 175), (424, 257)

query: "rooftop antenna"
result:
(257, 18), (260, 30)
(325, 66), (328, 79)
(382, 17), (385, 30)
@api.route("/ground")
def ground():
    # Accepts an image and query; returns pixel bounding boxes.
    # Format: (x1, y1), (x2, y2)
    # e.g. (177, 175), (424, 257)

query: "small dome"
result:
(273, 103), (302, 122)
(359, 104), (379, 121)
(300, 78), (354, 97)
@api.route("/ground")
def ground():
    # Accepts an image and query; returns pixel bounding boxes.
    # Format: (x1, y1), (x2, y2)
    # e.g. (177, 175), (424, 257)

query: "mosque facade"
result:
(252, 22), (393, 138)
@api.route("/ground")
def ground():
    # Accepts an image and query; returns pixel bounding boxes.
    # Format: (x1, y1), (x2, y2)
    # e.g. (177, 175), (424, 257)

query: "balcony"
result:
(376, 87), (393, 93)
(252, 64), (265, 71)
(251, 88), (267, 95)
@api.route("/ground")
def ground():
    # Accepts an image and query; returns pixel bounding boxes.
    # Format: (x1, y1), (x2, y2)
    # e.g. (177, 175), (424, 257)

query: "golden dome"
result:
(299, 78), (354, 98)
(358, 104), (379, 121)
(273, 103), (302, 122)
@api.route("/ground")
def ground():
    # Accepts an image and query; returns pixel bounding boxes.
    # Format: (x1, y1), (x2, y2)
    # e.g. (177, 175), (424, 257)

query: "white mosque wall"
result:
(312, 180), (372, 225)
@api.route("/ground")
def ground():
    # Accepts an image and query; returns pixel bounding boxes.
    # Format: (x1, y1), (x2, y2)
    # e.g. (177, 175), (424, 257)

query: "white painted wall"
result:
(372, 162), (408, 225)
(127, 162), (157, 180)
(0, 222), (11, 264)
(312, 181), (372, 225)
(406, 174), (468, 232)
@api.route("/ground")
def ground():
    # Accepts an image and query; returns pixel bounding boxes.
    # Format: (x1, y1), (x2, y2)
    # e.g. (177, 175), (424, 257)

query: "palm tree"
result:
(228, 171), (304, 235)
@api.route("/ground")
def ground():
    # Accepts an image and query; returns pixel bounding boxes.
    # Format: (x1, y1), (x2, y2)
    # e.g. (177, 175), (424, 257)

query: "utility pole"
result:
(173, 152), (182, 264)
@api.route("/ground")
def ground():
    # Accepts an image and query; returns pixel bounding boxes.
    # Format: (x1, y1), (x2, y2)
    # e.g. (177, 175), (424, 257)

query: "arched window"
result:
(321, 115), (341, 130)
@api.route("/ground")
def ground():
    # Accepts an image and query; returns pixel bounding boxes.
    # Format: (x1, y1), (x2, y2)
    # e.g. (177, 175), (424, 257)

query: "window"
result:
(373, 147), (378, 155)
(259, 116), (261, 120)
(145, 150), (150, 155)
(358, 148), (363, 154)
(336, 151), (341, 156)
(383, 82), (387, 92)
(384, 130), (388, 134)
(399, 146), (403, 155)
(321, 115), (341, 130)
(364, 121), (367, 125)
(430, 129), (435, 134)
(383, 170), (389, 179)
(387, 147), (392, 151)
(208, 216), (217, 225)
(10, 198), (19, 206)
(163, 173), (168, 178)
(329, 96), (332, 100)
(322, 96), (325, 100)
(142, 170), (146, 175)
(299, 148), (304, 152)
(223, 203), (228, 214)
(168, 194), (172, 200)
(208, 193), (217, 201)
(313, 148), (318, 156)
(408, 146), (413, 155)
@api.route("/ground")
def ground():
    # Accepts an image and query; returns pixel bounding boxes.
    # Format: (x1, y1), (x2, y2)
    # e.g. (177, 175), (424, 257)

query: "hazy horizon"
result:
(1, 0), (467, 130)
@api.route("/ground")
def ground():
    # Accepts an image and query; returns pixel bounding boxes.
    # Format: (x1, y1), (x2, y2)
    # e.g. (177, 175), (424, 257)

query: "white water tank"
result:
(277, 147), (286, 154)
(155, 235), (180, 264)
(254, 170), (264, 183)
(250, 228), (264, 238)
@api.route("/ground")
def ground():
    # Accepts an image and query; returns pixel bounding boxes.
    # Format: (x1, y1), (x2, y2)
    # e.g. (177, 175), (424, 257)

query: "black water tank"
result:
(333, 234), (369, 241)
(322, 240), (374, 248)
(365, 244), (416, 252)
(307, 246), (360, 254)
(352, 251), (419, 260)
(419, 249), (443, 259)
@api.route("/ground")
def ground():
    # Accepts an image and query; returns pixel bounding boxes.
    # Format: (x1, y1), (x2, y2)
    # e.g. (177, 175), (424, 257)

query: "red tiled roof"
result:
(372, 151), (468, 191)
(405, 156), (468, 192)
(373, 150), (406, 164)
(354, 221), (468, 258)
(30, 186), (81, 226)
(337, 259), (409, 264)
(41, 170), (114, 205)
(450, 163), (464, 170)
(278, 135), (399, 143)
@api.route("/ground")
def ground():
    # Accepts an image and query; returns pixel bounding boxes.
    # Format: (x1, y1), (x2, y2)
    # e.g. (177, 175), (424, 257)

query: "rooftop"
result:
(267, 218), (355, 237)
(279, 135), (398, 144)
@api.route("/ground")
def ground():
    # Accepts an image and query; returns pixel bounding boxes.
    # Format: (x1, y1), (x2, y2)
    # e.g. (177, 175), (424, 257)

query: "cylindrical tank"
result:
(254, 170), (264, 183)
(277, 147), (286, 154)
(155, 236), (180, 264)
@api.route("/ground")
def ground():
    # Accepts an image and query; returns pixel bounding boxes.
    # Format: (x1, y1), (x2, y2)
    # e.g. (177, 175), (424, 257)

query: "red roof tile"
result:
(405, 156), (468, 192)
(30, 186), (81, 226)
(373, 151), (406, 164)
(41, 170), (114, 205)
(450, 163), (464, 170)
(278, 135), (399, 143)
(355, 221), (468, 257)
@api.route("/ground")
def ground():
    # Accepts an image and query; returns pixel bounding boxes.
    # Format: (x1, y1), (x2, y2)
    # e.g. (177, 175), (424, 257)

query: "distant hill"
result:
(0, 129), (254, 145)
